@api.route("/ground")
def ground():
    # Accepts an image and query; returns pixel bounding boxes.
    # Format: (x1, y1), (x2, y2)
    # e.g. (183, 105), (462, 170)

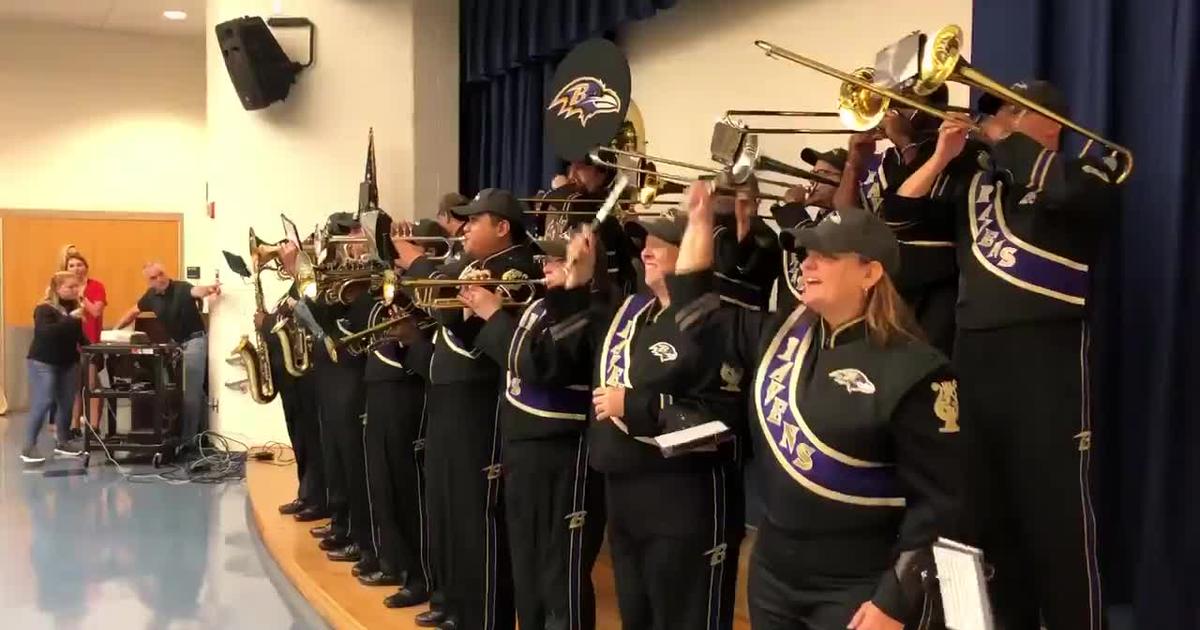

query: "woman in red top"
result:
(63, 251), (105, 433)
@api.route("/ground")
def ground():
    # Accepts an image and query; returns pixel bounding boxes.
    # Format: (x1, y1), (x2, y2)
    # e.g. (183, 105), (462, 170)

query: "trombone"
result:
(754, 28), (1132, 183)
(332, 299), (436, 355)
(910, 25), (1132, 182)
(722, 110), (855, 135)
(585, 147), (791, 202)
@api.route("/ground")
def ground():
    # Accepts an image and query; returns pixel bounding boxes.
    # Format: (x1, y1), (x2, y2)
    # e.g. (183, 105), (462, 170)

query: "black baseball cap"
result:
(780, 206), (900, 276)
(635, 213), (687, 247)
(452, 188), (528, 233)
(534, 239), (568, 259)
(324, 211), (359, 236)
(438, 192), (468, 217)
(977, 79), (1069, 118)
(800, 147), (848, 173)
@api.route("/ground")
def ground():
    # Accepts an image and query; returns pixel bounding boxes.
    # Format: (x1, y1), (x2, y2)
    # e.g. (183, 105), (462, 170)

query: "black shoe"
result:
(295, 506), (330, 522)
(414, 609), (447, 627)
(358, 571), (400, 587)
(383, 586), (430, 608)
(326, 543), (361, 562)
(318, 535), (351, 551)
(436, 619), (459, 630)
(351, 557), (379, 577)
(309, 523), (334, 538)
(278, 499), (306, 515)
(54, 440), (85, 457)
(351, 559), (379, 577)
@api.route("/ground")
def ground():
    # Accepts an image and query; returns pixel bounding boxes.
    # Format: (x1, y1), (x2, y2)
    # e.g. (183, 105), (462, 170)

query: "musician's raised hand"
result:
(564, 226), (596, 289)
(459, 285), (502, 320)
(847, 132), (878, 169)
(391, 220), (426, 270)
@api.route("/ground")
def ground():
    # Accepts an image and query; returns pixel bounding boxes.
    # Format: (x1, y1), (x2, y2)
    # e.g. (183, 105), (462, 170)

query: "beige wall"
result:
(205, 0), (458, 445)
(0, 21), (207, 265)
(621, 0), (972, 192)
(0, 21), (205, 410)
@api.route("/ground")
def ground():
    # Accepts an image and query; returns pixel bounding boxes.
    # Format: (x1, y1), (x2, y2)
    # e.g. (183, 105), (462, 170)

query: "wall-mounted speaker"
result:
(215, 16), (304, 111)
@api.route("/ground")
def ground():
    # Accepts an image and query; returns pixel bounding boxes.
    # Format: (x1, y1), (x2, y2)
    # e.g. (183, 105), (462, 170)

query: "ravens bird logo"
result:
(648, 342), (678, 363)
(828, 368), (876, 395)
(547, 76), (622, 127)
(720, 362), (743, 392)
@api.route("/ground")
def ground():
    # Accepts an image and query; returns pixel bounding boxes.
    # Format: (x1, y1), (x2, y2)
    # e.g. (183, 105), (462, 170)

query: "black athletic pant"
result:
(274, 366), (324, 508)
(605, 465), (744, 630)
(957, 320), (1103, 630)
(267, 335), (324, 507)
(748, 522), (940, 630)
(902, 278), (958, 359)
(365, 378), (430, 586)
(315, 359), (373, 556)
(504, 435), (605, 630)
(425, 383), (513, 630)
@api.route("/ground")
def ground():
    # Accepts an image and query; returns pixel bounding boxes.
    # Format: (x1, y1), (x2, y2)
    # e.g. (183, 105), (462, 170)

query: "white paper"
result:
(632, 421), (730, 457)
(932, 538), (994, 630)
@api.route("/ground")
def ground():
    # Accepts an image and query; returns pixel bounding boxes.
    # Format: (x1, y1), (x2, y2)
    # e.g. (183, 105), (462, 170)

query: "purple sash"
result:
(599, 294), (654, 388)
(505, 299), (589, 420)
(754, 308), (904, 507)
(968, 170), (1089, 305)
(859, 152), (886, 213)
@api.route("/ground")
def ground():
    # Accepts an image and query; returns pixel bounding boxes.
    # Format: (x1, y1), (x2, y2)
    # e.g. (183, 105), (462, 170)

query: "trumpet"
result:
(388, 233), (462, 262)
(295, 251), (397, 306)
(401, 277), (547, 310)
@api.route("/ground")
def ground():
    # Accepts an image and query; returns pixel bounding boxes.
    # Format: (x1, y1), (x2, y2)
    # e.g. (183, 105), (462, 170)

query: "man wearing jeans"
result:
(115, 263), (220, 452)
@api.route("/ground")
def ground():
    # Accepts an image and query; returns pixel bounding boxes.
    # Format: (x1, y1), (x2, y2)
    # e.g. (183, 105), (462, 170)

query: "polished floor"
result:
(0, 413), (312, 629)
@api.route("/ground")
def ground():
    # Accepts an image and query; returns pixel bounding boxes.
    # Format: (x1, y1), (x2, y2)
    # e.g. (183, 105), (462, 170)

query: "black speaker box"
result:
(215, 16), (299, 110)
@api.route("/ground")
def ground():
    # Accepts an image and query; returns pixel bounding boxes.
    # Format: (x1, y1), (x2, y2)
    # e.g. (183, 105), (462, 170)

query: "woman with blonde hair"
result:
(61, 249), (106, 434)
(22, 271), (88, 464)
(664, 185), (964, 630)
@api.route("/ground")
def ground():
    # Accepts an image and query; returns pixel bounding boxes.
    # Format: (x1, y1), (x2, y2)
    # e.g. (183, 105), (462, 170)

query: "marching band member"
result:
(351, 217), (434, 609)
(458, 240), (605, 630)
(435, 192), (469, 263)
(709, 175), (783, 312)
(837, 89), (959, 356)
(530, 216), (745, 630)
(666, 185), (963, 630)
(393, 188), (540, 630)
(257, 290), (326, 522)
(772, 148), (847, 313)
(890, 80), (1117, 630)
(540, 157), (639, 293)
(295, 215), (378, 575)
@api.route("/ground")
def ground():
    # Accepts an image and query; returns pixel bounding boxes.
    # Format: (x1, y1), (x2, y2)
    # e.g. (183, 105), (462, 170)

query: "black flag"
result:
(358, 127), (379, 216)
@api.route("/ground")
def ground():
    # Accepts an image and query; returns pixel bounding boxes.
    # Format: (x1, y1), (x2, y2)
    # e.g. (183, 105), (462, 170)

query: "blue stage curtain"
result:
(459, 0), (677, 197)
(972, 1), (1200, 626)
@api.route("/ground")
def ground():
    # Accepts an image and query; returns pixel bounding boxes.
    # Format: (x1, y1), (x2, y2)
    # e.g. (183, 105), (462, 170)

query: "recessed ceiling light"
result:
(163, 10), (188, 21)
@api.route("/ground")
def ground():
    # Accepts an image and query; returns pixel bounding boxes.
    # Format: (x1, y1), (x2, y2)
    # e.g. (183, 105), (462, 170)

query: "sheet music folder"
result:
(932, 537), (995, 630)
(631, 421), (731, 458)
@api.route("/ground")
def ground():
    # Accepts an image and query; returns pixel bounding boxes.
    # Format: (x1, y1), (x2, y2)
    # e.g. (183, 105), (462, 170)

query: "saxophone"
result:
(272, 294), (312, 377)
(229, 229), (278, 404)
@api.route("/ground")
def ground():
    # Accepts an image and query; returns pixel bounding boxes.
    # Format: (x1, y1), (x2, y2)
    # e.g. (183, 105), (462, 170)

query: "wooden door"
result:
(0, 210), (181, 410)
(1, 211), (181, 326)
